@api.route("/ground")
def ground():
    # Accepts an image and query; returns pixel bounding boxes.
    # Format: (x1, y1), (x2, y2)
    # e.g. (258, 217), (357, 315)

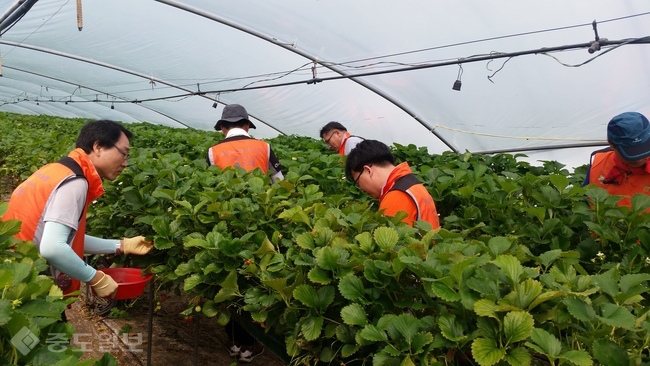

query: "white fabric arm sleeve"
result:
(344, 137), (364, 155)
(270, 170), (284, 183)
(39, 221), (96, 283)
(84, 234), (119, 254)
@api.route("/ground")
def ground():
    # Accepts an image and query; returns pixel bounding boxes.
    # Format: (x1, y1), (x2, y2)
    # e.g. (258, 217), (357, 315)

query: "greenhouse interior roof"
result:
(1, 0), (649, 169)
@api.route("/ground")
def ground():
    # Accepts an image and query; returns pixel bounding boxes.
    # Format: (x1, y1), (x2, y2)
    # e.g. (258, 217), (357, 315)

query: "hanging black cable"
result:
(0, 0), (40, 36)
(330, 11), (650, 68)
(17, 36), (644, 105)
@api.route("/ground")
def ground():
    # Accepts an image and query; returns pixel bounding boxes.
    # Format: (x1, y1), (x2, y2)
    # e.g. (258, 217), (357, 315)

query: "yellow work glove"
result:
(90, 270), (118, 298)
(122, 236), (154, 255)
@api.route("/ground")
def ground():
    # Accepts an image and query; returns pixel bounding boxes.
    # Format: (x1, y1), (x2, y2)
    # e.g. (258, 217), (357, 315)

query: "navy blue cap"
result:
(607, 112), (650, 161)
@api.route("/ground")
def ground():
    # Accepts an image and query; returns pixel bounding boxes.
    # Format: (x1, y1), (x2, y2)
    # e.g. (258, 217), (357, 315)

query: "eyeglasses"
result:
(324, 131), (337, 145)
(113, 145), (129, 161)
(353, 167), (366, 187)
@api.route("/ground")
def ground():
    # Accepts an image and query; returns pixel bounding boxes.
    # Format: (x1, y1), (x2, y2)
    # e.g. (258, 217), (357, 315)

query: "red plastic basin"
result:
(94, 268), (153, 300)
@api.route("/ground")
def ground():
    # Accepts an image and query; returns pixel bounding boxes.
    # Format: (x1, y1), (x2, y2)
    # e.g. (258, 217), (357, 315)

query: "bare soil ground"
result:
(1, 174), (17, 201)
(68, 284), (286, 366)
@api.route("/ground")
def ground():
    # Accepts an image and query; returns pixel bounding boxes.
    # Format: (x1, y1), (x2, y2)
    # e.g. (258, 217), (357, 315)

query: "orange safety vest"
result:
(588, 150), (650, 207)
(338, 132), (352, 156)
(338, 132), (365, 156)
(379, 162), (440, 229)
(2, 148), (105, 295)
(209, 137), (270, 173)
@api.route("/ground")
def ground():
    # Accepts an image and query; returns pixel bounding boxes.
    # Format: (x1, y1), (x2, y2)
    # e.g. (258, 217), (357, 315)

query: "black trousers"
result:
(225, 318), (255, 346)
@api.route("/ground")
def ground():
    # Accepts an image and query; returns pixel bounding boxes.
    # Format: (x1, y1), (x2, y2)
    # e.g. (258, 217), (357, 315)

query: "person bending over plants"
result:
(319, 121), (365, 156)
(584, 111), (650, 207)
(345, 139), (440, 229)
(2, 120), (154, 308)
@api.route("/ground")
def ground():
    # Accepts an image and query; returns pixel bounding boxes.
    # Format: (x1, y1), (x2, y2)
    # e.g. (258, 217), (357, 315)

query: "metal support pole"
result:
(193, 316), (200, 366)
(147, 279), (154, 366)
(0, 0), (40, 34)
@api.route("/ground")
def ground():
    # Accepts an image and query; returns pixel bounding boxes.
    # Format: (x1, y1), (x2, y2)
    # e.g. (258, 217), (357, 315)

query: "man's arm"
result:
(344, 136), (365, 155)
(582, 164), (592, 187)
(268, 147), (284, 183)
(207, 148), (215, 166)
(85, 235), (120, 254)
(39, 221), (97, 282)
(40, 178), (104, 282)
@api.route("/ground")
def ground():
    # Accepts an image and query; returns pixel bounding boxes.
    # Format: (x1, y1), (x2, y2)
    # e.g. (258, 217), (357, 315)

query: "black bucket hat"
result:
(215, 104), (257, 130)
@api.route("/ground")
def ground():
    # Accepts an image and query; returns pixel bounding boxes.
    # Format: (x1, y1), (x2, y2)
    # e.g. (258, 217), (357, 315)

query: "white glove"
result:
(122, 236), (154, 255)
(90, 271), (118, 298)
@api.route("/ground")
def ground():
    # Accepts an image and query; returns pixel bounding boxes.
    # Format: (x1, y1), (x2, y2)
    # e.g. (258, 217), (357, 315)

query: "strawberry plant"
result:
(0, 204), (117, 365)
(3, 112), (650, 365)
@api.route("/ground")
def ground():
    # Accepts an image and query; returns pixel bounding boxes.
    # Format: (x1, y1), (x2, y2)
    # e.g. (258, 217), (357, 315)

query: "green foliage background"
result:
(2, 112), (650, 366)
(0, 204), (117, 365)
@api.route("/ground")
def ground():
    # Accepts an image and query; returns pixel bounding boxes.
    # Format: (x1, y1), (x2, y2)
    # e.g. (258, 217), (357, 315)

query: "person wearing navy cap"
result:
(584, 112), (650, 207)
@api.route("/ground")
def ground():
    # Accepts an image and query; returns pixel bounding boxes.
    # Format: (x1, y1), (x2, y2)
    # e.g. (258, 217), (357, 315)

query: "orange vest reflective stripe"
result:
(588, 150), (650, 207)
(338, 132), (364, 156)
(209, 138), (270, 173)
(338, 132), (351, 156)
(379, 162), (440, 229)
(2, 148), (104, 295)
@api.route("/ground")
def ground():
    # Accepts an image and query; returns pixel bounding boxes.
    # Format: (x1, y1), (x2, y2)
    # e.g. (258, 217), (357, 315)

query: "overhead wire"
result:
(239, 62), (314, 89)
(0, 0), (70, 43)
(2, 35), (648, 113)
(0, 38), (631, 105)
(0, 8), (649, 122)
(432, 125), (603, 143)
(540, 37), (638, 67)
(2, 6), (647, 100)
(322, 11), (650, 69)
(0, 3), (645, 154)
(12, 34), (647, 106)
(7, 10), (648, 104)
(1, 6), (647, 150)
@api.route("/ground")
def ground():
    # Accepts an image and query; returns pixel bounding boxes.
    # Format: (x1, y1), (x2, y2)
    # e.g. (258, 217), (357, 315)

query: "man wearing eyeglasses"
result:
(319, 121), (364, 156)
(345, 139), (440, 229)
(3, 120), (154, 306)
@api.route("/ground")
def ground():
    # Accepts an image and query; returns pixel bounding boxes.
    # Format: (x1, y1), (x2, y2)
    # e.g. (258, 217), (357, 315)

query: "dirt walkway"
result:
(67, 284), (286, 366)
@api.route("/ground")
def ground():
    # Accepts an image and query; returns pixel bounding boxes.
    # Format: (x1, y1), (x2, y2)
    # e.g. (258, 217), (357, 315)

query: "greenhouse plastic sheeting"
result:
(1, 0), (649, 168)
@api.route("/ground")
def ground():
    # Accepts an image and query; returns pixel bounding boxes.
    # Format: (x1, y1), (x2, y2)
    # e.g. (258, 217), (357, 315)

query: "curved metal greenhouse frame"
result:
(1, 0), (649, 168)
